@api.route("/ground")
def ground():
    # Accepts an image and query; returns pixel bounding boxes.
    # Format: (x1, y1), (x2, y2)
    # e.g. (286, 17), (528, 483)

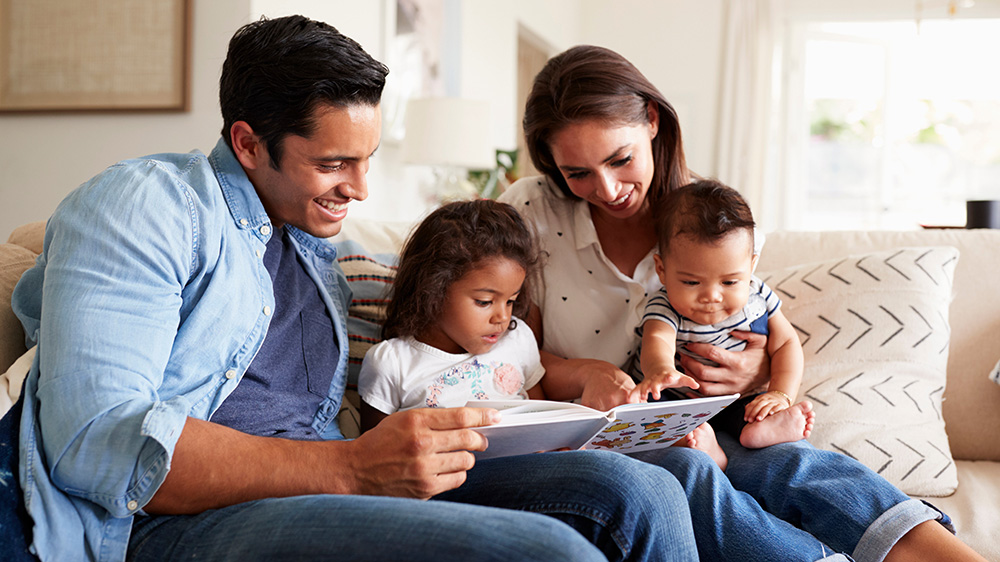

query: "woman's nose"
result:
(595, 171), (619, 201)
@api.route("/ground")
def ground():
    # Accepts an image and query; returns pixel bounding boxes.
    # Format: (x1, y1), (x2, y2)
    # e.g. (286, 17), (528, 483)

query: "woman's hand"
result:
(679, 331), (770, 396)
(578, 360), (639, 411)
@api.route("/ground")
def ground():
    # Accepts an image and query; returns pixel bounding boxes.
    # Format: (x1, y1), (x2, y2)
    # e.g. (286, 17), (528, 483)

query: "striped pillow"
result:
(332, 239), (398, 389)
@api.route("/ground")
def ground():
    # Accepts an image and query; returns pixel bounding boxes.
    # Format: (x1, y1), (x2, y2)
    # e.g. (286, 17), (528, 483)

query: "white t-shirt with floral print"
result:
(358, 321), (544, 414)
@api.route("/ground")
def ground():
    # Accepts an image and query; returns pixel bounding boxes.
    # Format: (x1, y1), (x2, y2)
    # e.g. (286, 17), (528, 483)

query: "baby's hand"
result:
(744, 391), (791, 422)
(633, 369), (700, 402)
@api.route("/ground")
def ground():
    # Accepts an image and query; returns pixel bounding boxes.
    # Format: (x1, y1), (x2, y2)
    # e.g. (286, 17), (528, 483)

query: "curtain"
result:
(715, 0), (779, 226)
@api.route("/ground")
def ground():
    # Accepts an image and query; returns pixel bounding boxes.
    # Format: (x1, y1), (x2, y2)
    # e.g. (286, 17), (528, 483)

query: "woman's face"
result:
(548, 112), (658, 222)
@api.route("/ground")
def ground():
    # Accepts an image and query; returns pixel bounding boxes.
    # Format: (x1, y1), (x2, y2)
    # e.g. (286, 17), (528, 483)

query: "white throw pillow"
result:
(758, 246), (959, 497)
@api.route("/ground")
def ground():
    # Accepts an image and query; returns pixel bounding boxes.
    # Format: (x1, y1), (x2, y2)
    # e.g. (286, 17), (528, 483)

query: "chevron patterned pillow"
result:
(758, 246), (959, 496)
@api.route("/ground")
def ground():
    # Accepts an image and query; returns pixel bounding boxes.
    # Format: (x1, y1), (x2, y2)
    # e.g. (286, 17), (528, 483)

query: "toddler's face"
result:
(417, 257), (526, 356)
(654, 230), (757, 326)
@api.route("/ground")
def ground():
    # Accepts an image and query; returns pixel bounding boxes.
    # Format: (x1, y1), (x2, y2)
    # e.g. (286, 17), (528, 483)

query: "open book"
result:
(465, 394), (740, 460)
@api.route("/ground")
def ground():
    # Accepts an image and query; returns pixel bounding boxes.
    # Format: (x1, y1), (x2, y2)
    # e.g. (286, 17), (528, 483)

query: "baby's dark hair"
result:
(382, 199), (540, 340)
(654, 179), (755, 254)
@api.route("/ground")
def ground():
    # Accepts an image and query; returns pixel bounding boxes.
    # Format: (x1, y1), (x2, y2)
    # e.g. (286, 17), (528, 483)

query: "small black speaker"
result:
(965, 200), (1000, 229)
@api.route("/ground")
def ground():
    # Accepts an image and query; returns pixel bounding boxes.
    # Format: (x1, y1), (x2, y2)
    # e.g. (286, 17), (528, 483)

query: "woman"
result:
(498, 45), (984, 562)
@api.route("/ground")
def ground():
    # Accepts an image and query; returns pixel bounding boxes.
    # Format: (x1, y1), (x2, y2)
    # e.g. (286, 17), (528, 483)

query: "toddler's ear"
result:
(750, 252), (760, 274)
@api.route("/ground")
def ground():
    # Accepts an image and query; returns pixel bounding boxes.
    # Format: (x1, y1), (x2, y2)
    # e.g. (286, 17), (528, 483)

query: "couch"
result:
(2, 219), (998, 560)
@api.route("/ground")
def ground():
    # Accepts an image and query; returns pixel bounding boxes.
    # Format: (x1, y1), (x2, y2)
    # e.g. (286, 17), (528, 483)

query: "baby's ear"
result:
(653, 253), (666, 279)
(750, 252), (760, 274)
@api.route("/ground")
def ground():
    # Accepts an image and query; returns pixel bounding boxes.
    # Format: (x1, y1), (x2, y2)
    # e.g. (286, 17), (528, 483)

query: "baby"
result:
(632, 179), (815, 469)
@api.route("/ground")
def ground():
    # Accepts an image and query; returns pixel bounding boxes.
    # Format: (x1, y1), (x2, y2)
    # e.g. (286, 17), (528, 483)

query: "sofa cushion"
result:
(0, 243), (36, 374)
(758, 246), (959, 496)
(916, 460), (1000, 561)
(6, 222), (45, 255)
(757, 230), (1000, 463)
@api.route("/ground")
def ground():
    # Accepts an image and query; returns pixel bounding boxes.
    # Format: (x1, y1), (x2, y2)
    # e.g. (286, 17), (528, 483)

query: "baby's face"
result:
(654, 230), (757, 326)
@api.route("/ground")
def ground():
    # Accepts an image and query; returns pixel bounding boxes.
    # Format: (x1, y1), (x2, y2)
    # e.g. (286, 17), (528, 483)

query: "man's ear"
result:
(229, 121), (266, 171)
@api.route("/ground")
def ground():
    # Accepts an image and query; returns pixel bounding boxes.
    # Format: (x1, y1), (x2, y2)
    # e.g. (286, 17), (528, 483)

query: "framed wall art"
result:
(0, 0), (190, 112)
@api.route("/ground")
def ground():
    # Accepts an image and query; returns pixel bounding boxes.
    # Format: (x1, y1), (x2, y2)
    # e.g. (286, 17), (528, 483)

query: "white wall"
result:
(0, 0), (729, 236)
(0, 0), (252, 240)
(579, 0), (725, 177)
(458, 0), (583, 150)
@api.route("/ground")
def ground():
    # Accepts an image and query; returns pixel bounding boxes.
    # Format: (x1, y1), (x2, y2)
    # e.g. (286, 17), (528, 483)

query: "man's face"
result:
(248, 103), (381, 238)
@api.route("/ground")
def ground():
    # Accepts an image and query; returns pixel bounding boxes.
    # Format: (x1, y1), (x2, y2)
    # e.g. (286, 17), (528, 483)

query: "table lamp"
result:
(402, 97), (495, 202)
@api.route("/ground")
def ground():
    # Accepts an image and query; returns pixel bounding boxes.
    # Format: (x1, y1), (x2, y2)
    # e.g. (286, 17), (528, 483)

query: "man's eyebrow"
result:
(558, 144), (630, 171)
(313, 144), (380, 163)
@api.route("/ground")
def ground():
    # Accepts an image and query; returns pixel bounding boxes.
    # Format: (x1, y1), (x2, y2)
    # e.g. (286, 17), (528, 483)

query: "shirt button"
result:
(263, 306), (272, 316)
(260, 225), (271, 236)
(240, 219), (248, 226)
(127, 500), (138, 511)
(255, 249), (262, 258)
(225, 369), (237, 380)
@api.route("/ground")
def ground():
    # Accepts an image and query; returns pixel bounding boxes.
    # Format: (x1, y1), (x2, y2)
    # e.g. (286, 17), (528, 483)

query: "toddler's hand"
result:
(744, 391), (790, 422)
(632, 369), (700, 402)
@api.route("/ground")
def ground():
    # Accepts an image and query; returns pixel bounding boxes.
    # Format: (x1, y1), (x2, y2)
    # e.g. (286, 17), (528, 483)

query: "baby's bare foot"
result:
(674, 423), (728, 471)
(740, 401), (815, 449)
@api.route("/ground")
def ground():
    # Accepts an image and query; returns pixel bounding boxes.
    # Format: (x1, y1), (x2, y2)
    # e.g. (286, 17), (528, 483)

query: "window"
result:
(778, 19), (1000, 230)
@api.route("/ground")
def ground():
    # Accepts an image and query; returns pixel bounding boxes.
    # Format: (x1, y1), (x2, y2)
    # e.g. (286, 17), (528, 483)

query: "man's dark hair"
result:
(655, 179), (756, 254)
(219, 15), (389, 168)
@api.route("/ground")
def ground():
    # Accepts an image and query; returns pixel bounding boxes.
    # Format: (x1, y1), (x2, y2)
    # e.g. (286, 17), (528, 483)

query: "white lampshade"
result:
(402, 97), (495, 169)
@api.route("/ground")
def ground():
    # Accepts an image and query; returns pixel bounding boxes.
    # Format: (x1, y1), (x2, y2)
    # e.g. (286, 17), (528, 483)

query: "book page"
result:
(469, 399), (605, 425)
(470, 416), (611, 460)
(465, 395), (739, 459)
(585, 394), (739, 452)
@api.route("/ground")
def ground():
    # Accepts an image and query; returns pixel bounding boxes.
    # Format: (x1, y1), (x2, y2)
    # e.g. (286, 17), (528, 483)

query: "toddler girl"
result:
(359, 199), (545, 432)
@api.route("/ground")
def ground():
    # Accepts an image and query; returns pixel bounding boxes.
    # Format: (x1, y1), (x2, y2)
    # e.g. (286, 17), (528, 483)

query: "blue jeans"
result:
(631, 446), (845, 561)
(0, 394), (36, 562)
(632, 433), (949, 562)
(718, 433), (949, 562)
(128, 450), (698, 562)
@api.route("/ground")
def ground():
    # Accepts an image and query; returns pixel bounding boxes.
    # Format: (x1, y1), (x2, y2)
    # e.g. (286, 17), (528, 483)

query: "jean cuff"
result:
(852, 498), (951, 562)
(816, 554), (853, 561)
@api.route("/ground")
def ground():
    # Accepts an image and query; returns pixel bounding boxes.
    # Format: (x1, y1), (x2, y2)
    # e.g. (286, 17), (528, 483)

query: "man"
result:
(10, 15), (697, 561)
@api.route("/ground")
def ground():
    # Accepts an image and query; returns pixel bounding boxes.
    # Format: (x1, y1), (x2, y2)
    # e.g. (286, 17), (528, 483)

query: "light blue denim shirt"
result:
(12, 138), (352, 562)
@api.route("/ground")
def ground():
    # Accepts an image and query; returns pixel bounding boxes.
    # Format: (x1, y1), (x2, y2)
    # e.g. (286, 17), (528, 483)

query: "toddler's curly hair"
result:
(382, 199), (541, 340)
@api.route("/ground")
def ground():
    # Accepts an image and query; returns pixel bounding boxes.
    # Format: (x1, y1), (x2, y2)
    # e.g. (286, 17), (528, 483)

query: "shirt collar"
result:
(209, 137), (271, 234)
(571, 196), (601, 252)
